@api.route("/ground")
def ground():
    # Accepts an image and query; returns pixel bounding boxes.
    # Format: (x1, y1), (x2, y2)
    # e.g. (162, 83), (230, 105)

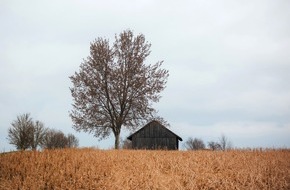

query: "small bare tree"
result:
(7, 113), (34, 150)
(31, 121), (48, 150)
(219, 134), (233, 151)
(67, 133), (79, 148)
(70, 30), (169, 149)
(184, 137), (205, 150)
(208, 141), (221, 151)
(42, 129), (68, 149)
(7, 114), (49, 150)
(42, 130), (79, 149)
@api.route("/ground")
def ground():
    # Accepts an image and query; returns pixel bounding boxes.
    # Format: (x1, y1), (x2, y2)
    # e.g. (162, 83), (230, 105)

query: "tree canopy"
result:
(70, 30), (169, 149)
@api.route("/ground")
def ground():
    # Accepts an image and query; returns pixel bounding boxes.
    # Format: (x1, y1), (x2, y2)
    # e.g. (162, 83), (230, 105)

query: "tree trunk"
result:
(114, 132), (120, 149)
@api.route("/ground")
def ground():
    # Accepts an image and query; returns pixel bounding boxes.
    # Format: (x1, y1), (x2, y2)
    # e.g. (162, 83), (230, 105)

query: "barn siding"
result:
(128, 121), (182, 150)
(133, 137), (177, 150)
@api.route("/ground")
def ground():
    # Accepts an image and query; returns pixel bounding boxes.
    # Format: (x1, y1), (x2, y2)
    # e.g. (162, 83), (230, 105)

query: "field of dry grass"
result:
(0, 148), (289, 189)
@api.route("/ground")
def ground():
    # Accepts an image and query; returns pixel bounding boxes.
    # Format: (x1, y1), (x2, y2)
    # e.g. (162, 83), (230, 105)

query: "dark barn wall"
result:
(132, 137), (177, 150)
(130, 121), (179, 150)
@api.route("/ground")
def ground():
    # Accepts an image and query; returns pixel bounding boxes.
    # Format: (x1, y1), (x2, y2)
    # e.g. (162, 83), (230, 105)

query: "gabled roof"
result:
(127, 120), (183, 141)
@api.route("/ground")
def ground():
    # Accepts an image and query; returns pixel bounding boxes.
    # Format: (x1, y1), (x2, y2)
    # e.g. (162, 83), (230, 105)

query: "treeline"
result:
(7, 113), (79, 151)
(120, 135), (233, 150)
(184, 134), (233, 151)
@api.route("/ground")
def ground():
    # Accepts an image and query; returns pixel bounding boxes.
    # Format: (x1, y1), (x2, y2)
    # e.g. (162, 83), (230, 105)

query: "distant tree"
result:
(208, 141), (221, 151)
(70, 29), (169, 149)
(219, 134), (233, 151)
(42, 130), (79, 149)
(31, 121), (48, 150)
(67, 133), (79, 148)
(7, 113), (34, 150)
(42, 129), (68, 149)
(184, 137), (205, 150)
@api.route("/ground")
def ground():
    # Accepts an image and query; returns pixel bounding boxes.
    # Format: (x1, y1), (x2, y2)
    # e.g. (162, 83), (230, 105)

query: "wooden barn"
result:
(127, 120), (183, 150)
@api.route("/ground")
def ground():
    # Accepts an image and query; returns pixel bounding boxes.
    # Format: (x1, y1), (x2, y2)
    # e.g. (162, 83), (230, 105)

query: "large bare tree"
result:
(70, 30), (169, 149)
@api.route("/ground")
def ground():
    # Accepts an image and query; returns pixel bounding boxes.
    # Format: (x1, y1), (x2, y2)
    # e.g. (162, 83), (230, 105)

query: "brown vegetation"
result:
(0, 149), (289, 189)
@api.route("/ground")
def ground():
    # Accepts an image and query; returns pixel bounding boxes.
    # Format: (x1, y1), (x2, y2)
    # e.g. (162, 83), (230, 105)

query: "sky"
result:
(1, 0), (290, 151)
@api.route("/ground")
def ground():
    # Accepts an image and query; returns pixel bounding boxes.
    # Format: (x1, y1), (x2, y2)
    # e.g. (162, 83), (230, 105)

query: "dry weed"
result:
(0, 148), (289, 189)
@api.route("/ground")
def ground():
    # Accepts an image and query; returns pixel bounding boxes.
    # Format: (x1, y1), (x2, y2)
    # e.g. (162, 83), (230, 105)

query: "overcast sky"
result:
(1, 0), (290, 151)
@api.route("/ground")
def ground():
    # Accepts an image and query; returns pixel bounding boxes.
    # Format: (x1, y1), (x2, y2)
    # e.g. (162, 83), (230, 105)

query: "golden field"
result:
(0, 148), (289, 189)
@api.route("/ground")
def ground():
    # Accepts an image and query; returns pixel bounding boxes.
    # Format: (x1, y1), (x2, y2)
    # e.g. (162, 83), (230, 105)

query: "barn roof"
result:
(127, 120), (183, 141)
